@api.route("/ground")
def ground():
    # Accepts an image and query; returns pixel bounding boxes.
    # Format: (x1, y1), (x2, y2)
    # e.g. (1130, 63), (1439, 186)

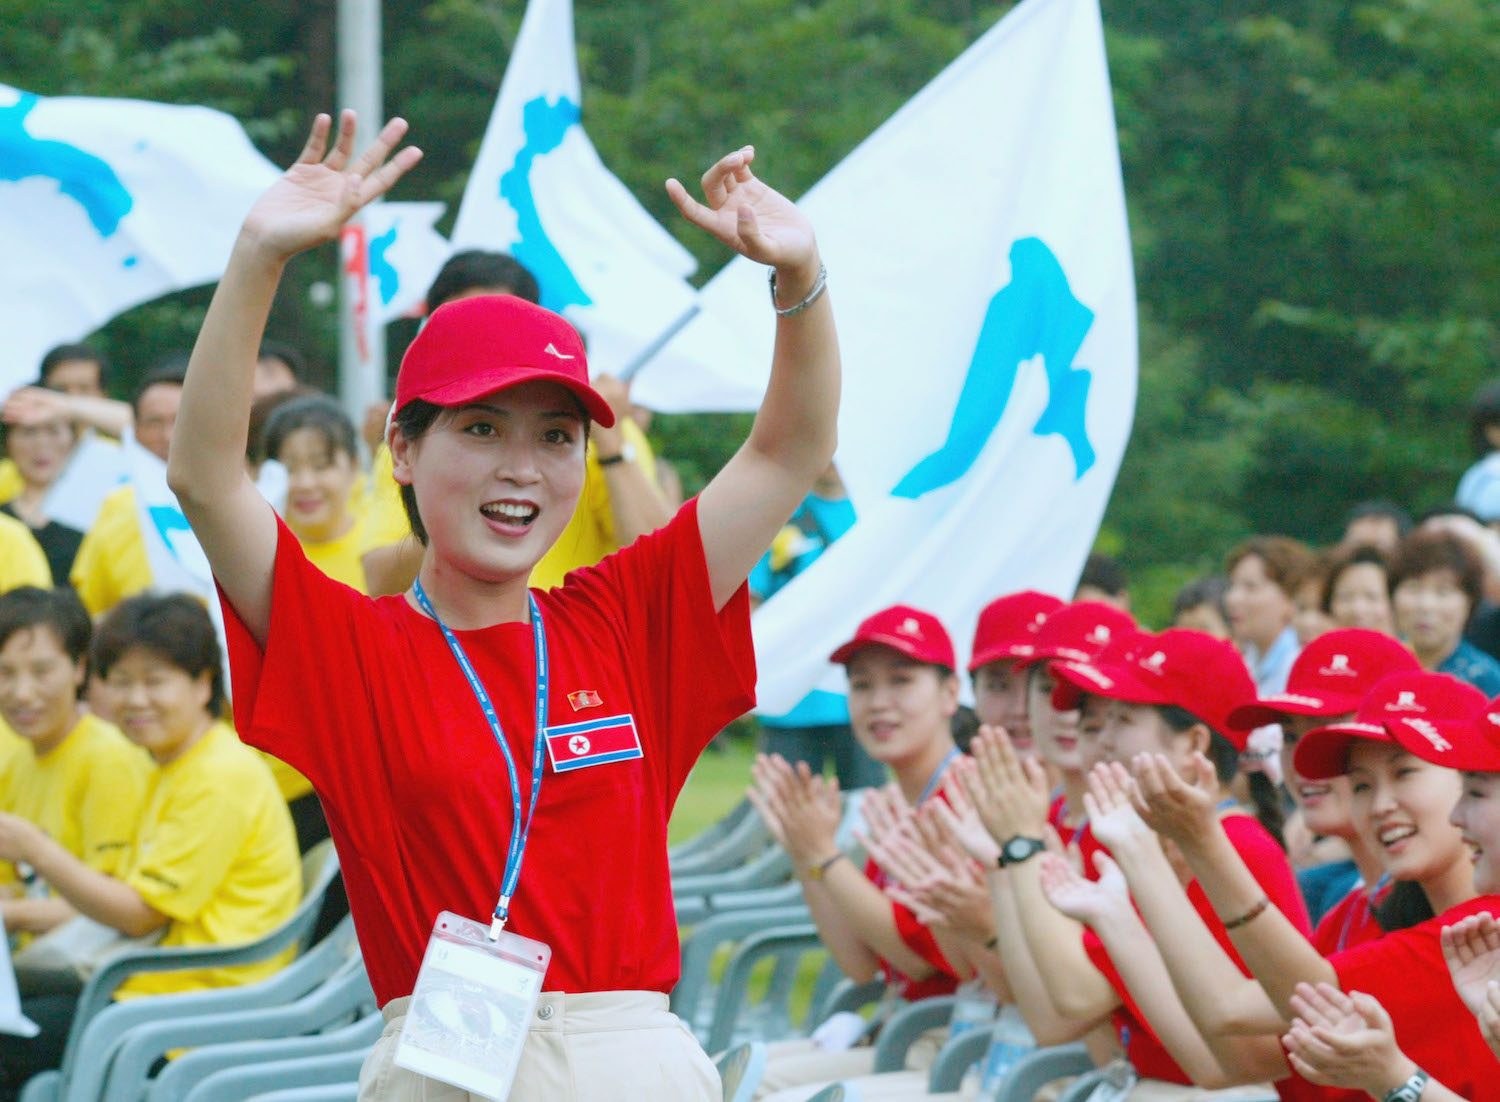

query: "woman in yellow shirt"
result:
(0, 594), (300, 1091)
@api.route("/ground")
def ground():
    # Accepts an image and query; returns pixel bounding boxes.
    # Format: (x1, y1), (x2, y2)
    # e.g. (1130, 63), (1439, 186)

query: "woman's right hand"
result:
(242, 111), (422, 262)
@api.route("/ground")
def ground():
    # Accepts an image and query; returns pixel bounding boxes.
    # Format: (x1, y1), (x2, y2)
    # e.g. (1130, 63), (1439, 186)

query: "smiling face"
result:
(278, 427), (358, 544)
(392, 381), (587, 586)
(1280, 712), (1358, 838)
(1348, 740), (1467, 893)
(1329, 562), (1395, 635)
(1225, 554), (1295, 652)
(972, 659), (1032, 754)
(1028, 666), (1083, 773)
(6, 416), (75, 491)
(1393, 568), (1471, 666)
(1097, 699), (1202, 776)
(104, 646), (213, 764)
(0, 626), (83, 754)
(1451, 772), (1500, 895)
(847, 647), (958, 769)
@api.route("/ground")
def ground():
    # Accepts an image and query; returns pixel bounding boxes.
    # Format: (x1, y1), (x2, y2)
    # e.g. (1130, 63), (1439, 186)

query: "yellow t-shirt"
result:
(358, 420), (660, 591)
(0, 460), (21, 506)
(70, 486), (152, 616)
(1, 714), (151, 888)
(1, 512), (51, 591)
(116, 722), (301, 998)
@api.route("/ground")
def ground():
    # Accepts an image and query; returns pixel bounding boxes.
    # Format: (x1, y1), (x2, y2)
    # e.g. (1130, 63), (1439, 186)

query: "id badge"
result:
(394, 912), (551, 1101)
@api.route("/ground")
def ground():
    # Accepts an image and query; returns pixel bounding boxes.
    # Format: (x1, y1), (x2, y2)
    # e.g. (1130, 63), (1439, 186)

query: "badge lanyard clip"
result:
(413, 580), (549, 940)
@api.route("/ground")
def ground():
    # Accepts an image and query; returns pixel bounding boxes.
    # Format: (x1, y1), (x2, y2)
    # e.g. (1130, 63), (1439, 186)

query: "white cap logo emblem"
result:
(1320, 654), (1356, 677)
(1141, 651), (1167, 674)
(1088, 625), (1112, 645)
(544, 342), (576, 360)
(900, 618), (922, 637)
(1387, 691), (1425, 713)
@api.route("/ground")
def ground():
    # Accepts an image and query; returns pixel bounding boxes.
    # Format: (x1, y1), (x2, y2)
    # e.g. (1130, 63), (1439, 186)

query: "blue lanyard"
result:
(413, 578), (549, 940)
(917, 748), (961, 806)
(1337, 872), (1391, 952)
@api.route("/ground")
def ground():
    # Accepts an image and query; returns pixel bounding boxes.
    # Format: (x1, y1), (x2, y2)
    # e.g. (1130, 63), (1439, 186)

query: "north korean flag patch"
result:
(544, 713), (644, 773)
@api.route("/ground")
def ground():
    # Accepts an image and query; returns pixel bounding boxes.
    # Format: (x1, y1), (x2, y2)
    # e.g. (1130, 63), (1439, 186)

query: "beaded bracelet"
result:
(1222, 895), (1270, 931)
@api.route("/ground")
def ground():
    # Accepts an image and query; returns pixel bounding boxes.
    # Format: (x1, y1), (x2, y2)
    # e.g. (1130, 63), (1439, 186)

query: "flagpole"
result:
(337, 0), (386, 440)
(615, 302), (701, 384)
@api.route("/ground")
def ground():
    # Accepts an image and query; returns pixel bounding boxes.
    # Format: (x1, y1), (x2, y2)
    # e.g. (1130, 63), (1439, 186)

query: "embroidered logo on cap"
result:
(545, 714), (643, 773)
(543, 342), (576, 360)
(899, 618), (923, 637)
(1489, 712), (1500, 727)
(1386, 691), (1425, 713)
(1403, 718), (1452, 753)
(1139, 651), (1168, 675)
(568, 689), (603, 711)
(1087, 625), (1113, 646)
(1319, 655), (1357, 677)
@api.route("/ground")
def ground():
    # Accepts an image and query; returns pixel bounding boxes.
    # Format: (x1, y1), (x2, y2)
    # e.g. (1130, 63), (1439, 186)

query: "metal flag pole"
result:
(615, 302), (701, 384)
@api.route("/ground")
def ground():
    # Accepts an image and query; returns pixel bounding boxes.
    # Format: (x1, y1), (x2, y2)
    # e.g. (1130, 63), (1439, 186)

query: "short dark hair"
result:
(1078, 553), (1127, 598)
(261, 393), (358, 466)
(1320, 544), (1390, 615)
(1345, 499), (1411, 538)
(1469, 380), (1500, 458)
(0, 587), (91, 669)
(131, 361), (188, 418)
(92, 594), (224, 715)
(950, 704), (979, 754)
(39, 344), (107, 389)
(426, 251), (540, 312)
(1172, 574), (1228, 622)
(1389, 530), (1485, 609)
(1225, 536), (1317, 598)
(247, 386), (319, 464)
(257, 339), (306, 382)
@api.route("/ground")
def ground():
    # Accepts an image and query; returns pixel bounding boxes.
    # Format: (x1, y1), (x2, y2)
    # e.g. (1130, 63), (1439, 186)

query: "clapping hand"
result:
(666, 148), (819, 283)
(880, 812), (996, 943)
(1441, 912), (1500, 1060)
(242, 112), (422, 262)
(1283, 983), (1416, 1097)
(932, 767), (1001, 868)
(964, 725), (1052, 845)
(1039, 850), (1131, 928)
(1083, 761), (1160, 860)
(1131, 751), (1220, 846)
(747, 754), (841, 867)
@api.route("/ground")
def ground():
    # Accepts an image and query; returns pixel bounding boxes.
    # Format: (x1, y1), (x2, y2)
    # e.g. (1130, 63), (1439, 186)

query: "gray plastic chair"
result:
(179, 1046), (368, 1102)
(810, 976), (887, 1025)
(931, 1040), (1092, 1098)
(704, 923), (824, 1053)
(672, 904), (810, 1034)
(246, 1090), (357, 1102)
(715, 1040), (768, 1102)
(805, 1083), (860, 1102)
(871, 994), (957, 1073)
(671, 799), (768, 876)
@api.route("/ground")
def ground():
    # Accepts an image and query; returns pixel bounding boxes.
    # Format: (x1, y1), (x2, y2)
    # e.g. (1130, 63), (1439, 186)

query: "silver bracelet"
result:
(768, 263), (828, 317)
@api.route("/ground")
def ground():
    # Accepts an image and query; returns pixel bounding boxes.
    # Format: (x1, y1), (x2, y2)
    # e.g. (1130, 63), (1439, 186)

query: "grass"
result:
(669, 731), (758, 846)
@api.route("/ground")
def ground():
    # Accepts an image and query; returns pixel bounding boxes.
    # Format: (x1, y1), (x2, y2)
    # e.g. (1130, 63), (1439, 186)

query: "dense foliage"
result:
(6, 0), (1499, 618)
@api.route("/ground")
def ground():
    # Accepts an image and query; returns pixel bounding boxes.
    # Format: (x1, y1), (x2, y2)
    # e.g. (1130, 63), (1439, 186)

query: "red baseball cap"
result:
(1228, 630), (1421, 730)
(1048, 628), (1145, 712)
(831, 605), (957, 669)
(1388, 693), (1500, 773)
(968, 591), (1065, 671)
(1294, 671), (1488, 780)
(1049, 628), (1259, 747)
(394, 294), (615, 427)
(1015, 601), (1137, 669)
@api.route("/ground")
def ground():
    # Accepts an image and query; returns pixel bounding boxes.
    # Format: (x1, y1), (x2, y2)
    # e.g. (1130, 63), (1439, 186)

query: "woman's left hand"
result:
(666, 148), (819, 280)
(1283, 983), (1415, 1096)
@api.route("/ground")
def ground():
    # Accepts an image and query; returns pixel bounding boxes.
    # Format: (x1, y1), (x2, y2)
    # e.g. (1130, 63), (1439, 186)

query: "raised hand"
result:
(242, 112), (422, 262)
(748, 754), (841, 866)
(967, 725), (1051, 844)
(899, 846), (996, 944)
(666, 147), (819, 279)
(1039, 851), (1131, 928)
(1131, 751), (1220, 845)
(2, 386), (69, 426)
(1441, 913), (1500, 1029)
(930, 774), (1001, 868)
(860, 784), (918, 851)
(1283, 983), (1416, 1096)
(1083, 761), (1159, 859)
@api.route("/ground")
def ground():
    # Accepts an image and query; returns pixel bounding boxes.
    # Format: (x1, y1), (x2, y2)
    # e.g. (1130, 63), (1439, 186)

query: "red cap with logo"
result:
(1388, 693), (1500, 773)
(1049, 628), (1259, 747)
(831, 605), (957, 669)
(1015, 601), (1137, 670)
(1048, 628), (1145, 712)
(1294, 671), (1487, 780)
(968, 591), (1065, 671)
(1228, 630), (1421, 730)
(395, 294), (615, 427)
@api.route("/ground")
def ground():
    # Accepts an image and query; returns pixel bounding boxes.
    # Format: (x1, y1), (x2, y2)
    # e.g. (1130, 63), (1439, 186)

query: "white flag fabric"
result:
(42, 433), (128, 533)
(449, 0), (701, 375)
(0, 84), (281, 392)
(364, 201), (450, 324)
(635, 0), (1138, 712)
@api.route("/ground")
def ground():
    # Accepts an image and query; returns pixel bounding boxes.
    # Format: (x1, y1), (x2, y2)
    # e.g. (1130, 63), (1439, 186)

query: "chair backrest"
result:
(714, 1040), (767, 1102)
(805, 1084), (855, 1102)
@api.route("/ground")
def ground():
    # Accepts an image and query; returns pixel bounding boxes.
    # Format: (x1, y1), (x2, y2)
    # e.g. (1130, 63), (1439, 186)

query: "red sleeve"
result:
(569, 498), (756, 792)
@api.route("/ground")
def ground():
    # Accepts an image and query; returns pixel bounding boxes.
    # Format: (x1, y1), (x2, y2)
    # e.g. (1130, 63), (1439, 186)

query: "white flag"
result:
(363, 201), (450, 324)
(636, 0), (1138, 711)
(449, 0), (701, 375)
(0, 84), (281, 392)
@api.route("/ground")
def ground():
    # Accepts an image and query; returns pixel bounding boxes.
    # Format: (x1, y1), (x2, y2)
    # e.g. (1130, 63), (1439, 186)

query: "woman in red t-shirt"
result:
(168, 113), (839, 1100)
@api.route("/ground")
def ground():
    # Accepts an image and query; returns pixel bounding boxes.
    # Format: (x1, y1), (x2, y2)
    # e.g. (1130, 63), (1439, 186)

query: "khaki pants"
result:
(755, 1027), (949, 1101)
(360, 990), (720, 1100)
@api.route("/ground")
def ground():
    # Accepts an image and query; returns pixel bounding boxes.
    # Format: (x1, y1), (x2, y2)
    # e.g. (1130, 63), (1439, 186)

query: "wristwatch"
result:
(998, 835), (1046, 867)
(597, 442), (636, 467)
(1382, 1069), (1429, 1102)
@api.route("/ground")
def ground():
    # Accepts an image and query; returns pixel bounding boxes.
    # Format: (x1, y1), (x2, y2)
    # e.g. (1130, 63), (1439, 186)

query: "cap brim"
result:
(1228, 690), (1362, 731)
(830, 634), (927, 666)
(968, 644), (1032, 672)
(1388, 717), (1500, 772)
(1292, 721), (1393, 780)
(413, 368), (616, 427)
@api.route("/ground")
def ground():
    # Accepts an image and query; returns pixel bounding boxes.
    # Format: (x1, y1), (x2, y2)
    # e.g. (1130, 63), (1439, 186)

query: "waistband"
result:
(382, 989), (672, 1034)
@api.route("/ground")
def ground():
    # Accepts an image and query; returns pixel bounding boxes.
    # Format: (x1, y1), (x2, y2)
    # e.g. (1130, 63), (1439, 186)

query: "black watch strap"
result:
(999, 835), (1046, 867)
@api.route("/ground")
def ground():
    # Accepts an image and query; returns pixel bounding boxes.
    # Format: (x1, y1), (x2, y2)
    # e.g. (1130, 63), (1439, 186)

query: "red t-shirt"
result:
(1330, 896), (1500, 1101)
(1049, 791), (1079, 848)
(1310, 877), (1388, 956)
(220, 501), (755, 1006)
(1083, 814), (1310, 1085)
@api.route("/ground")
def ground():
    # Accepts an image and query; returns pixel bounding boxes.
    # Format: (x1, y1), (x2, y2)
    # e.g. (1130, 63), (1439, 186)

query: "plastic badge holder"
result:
(395, 911), (551, 1101)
